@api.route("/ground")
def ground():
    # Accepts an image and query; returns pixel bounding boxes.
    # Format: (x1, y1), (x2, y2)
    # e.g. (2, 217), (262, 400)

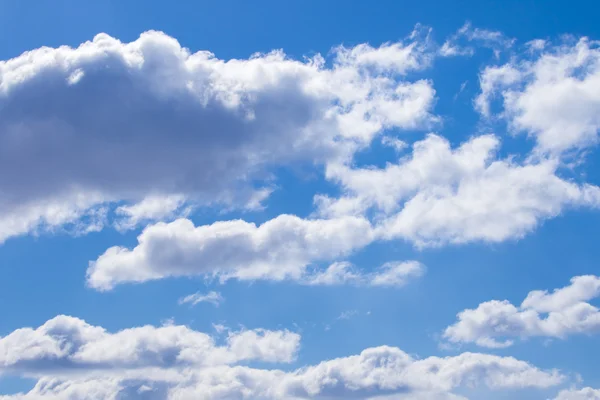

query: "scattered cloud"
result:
(443, 275), (600, 348)
(476, 37), (600, 155)
(440, 22), (514, 58)
(178, 291), (224, 307)
(336, 310), (359, 320)
(305, 260), (425, 287)
(318, 134), (600, 247)
(0, 326), (564, 399)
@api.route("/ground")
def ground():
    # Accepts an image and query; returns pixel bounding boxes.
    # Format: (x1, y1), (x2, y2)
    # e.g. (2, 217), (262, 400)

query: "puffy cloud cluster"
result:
(476, 37), (600, 155)
(88, 122), (600, 290)
(86, 214), (378, 290)
(443, 275), (600, 348)
(0, 318), (564, 399)
(87, 211), (426, 290)
(0, 315), (300, 374)
(0, 28), (437, 243)
(318, 133), (600, 247)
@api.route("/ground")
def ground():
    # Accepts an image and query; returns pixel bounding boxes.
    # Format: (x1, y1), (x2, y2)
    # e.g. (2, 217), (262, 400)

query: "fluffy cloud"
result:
(0, 338), (564, 399)
(476, 37), (600, 154)
(87, 210), (427, 291)
(0, 315), (300, 375)
(318, 134), (600, 247)
(553, 387), (600, 400)
(86, 214), (376, 290)
(87, 130), (600, 290)
(443, 275), (600, 348)
(0, 28), (436, 243)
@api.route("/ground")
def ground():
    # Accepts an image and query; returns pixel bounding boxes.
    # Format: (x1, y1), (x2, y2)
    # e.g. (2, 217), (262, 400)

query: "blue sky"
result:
(2, 1), (600, 399)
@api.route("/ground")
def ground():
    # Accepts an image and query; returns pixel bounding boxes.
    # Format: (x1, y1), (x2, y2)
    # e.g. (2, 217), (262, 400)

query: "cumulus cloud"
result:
(553, 387), (600, 400)
(0, 338), (564, 399)
(0, 28), (437, 243)
(178, 291), (224, 307)
(476, 37), (600, 154)
(443, 275), (600, 348)
(318, 134), (600, 247)
(87, 130), (600, 289)
(0, 315), (300, 375)
(86, 214), (375, 290)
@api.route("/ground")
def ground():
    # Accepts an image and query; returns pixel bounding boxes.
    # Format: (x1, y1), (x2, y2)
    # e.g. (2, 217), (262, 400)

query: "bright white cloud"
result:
(0, 341), (564, 399)
(318, 134), (600, 247)
(0, 28), (437, 243)
(476, 37), (600, 154)
(443, 275), (600, 348)
(0, 315), (300, 374)
(178, 291), (224, 307)
(87, 214), (376, 291)
(553, 387), (600, 400)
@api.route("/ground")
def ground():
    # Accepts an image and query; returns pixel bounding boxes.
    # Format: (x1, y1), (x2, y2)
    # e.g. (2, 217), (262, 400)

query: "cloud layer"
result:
(0, 316), (564, 399)
(0, 315), (299, 375)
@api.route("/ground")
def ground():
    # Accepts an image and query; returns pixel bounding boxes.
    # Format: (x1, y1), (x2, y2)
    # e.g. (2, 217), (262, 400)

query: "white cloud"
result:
(553, 387), (600, 400)
(369, 261), (425, 287)
(305, 260), (425, 287)
(178, 291), (224, 307)
(86, 214), (375, 291)
(0, 378), (124, 400)
(336, 310), (359, 320)
(318, 134), (600, 247)
(0, 342), (564, 399)
(476, 37), (600, 154)
(114, 194), (189, 231)
(0, 315), (300, 374)
(443, 275), (600, 348)
(440, 22), (514, 58)
(0, 29), (437, 243)
(381, 136), (408, 152)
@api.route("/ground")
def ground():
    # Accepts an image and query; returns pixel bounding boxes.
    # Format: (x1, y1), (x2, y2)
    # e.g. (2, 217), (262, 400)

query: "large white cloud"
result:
(0, 322), (564, 400)
(0, 315), (299, 375)
(318, 133), (600, 247)
(0, 29), (437, 243)
(86, 214), (379, 290)
(476, 37), (600, 155)
(443, 275), (600, 348)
